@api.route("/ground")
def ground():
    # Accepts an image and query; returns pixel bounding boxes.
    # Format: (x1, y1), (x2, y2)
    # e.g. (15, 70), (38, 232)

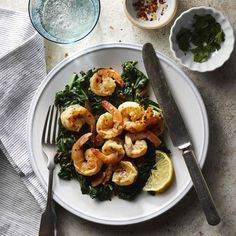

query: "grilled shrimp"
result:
(96, 100), (123, 139)
(127, 129), (161, 148)
(102, 164), (117, 185)
(71, 133), (103, 176)
(124, 134), (148, 158)
(118, 102), (163, 134)
(118, 101), (146, 133)
(124, 130), (161, 158)
(91, 138), (125, 164)
(91, 164), (117, 187)
(112, 161), (138, 186)
(144, 107), (162, 126)
(90, 68), (124, 96)
(144, 107), (164, 136)
(60, 104), (96, 133)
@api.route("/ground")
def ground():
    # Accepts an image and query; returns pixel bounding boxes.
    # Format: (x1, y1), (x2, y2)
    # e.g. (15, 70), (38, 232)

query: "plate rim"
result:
(27, 42), (209, 225)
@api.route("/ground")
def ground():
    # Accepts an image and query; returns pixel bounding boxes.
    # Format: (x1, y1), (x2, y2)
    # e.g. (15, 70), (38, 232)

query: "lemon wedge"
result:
(143, 150), (174, 193)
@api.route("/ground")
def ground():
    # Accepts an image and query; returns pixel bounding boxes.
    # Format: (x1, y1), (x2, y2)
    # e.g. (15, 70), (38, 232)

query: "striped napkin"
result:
(0, 8), (47, 235)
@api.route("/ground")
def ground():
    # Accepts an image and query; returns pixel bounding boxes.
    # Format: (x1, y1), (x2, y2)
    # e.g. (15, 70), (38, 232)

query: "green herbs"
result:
(114, 61), (150, 107)
(54, 61), (163, 201)
(176, 14), (225, 63)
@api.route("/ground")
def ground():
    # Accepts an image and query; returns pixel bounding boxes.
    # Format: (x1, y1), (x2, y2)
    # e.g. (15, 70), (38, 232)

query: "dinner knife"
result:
(142, 43), (220, 226)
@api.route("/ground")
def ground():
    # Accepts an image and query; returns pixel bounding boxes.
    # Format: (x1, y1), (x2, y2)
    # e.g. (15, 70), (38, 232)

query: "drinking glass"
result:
(28, 0), (100, 44)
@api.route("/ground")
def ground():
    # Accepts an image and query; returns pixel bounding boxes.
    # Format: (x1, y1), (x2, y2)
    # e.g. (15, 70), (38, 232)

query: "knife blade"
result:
(142, 43), (220, 226)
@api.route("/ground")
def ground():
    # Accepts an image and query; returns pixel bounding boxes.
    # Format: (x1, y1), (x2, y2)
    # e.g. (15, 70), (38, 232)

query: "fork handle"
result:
(39, 168), (56, 236)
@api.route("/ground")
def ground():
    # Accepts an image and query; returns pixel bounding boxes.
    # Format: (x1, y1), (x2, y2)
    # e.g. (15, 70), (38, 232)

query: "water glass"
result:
(28, 0), (100, 44)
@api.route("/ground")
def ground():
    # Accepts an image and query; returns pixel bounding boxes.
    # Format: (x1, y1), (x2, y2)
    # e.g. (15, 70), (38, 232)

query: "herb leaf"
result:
(191, 46), (211, 63)
(176, 28), (192, 52)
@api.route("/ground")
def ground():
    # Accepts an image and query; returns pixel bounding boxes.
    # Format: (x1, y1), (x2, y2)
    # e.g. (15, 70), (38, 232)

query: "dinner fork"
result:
(39, 105), (59, 236)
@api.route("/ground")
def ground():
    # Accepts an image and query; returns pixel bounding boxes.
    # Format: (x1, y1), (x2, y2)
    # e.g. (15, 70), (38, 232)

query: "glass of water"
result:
(28, 0), (100, 44)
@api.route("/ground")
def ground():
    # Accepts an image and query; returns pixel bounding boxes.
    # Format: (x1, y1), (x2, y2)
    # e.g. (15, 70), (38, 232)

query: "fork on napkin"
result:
(0, 8), (47, 236)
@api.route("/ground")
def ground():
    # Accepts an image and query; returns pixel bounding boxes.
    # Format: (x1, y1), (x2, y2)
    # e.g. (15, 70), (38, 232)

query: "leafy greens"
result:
(54, 61), (163, 201)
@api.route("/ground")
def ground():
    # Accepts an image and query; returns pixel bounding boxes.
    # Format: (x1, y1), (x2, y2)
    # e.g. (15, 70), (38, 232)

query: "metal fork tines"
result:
(42, 105), (59, 145)
(39, 105), (59, 236)
(42, 105), (59, 170)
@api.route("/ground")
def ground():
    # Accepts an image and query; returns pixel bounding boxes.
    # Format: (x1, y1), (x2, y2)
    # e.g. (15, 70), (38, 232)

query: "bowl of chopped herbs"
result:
(169, 7), (235, 72)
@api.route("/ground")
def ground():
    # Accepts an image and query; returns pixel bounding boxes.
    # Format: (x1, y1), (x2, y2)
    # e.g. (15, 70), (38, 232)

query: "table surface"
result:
(1, 0), (236, 235)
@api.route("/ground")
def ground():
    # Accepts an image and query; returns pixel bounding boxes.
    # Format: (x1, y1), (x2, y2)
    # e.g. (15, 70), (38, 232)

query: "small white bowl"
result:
(123, 0), (177, 30)
(169, 6), (235, 72)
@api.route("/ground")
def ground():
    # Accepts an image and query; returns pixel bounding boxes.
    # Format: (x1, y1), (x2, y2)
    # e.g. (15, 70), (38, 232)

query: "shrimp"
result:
(91, 138), (125, 164)
(124, 130), (161, 158)
(102, 164), (117, 185)
(124, 134), (148, 158)
(112, 161), (138, 186)
(71, 133), (103, 176)
(90, 68), (124, 96)
(91, 164), (117, 187)
(118, 102), (163, 134)
(127, 130), (161, 147)
(144, 107), (162, 126)
(60, 104), (96, 133)
(118, 101), (146, 133)
(144, 107), (164, 136)
(96, 100), (123, 139)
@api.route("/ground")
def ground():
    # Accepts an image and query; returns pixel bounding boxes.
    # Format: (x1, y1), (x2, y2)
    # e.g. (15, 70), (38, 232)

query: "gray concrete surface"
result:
(0, 0), (235, 235)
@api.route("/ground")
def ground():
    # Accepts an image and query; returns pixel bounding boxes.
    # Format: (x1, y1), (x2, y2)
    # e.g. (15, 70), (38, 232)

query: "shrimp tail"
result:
(145, 130), (161, 147)
(114, 75), (124, 87)
(101, 100), (123, 124)
(129, 130), (161, 147)
(100, 100), (116, 114)
(75, 132), (93, 148)
(91, 148), (119, 164)
(103, 164), (117, 185)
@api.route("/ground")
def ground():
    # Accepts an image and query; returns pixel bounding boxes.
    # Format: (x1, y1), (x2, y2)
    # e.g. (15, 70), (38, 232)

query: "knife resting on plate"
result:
(142, 43), (220, 226)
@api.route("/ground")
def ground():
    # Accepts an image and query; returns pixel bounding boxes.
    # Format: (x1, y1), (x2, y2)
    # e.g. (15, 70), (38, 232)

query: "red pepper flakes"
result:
(133, 0), (167, 22)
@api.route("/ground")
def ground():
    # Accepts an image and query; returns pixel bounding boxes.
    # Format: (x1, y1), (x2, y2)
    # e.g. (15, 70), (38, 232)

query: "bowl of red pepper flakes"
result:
(123, 0), (177, 29)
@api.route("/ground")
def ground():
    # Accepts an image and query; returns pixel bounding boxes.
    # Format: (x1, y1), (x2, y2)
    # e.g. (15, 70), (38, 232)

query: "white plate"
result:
(27, 43), (209, 225)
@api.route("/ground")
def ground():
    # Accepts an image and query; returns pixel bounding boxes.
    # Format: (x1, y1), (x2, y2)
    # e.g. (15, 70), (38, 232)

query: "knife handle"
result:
(182, 148), (220, 225)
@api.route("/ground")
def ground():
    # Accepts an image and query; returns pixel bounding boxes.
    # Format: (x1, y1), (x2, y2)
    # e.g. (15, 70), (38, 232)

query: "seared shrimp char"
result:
(92, 138), (125, 164)
(90, 68), (124, 96)
(71, 133), (103, 176)
(96, 100), (123, 139)
(144, 107), (162, 127)
(61, 104), (96, 133)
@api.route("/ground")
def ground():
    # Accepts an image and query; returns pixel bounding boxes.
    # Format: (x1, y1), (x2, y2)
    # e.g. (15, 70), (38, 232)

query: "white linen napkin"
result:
(0, 8), (47, 235)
